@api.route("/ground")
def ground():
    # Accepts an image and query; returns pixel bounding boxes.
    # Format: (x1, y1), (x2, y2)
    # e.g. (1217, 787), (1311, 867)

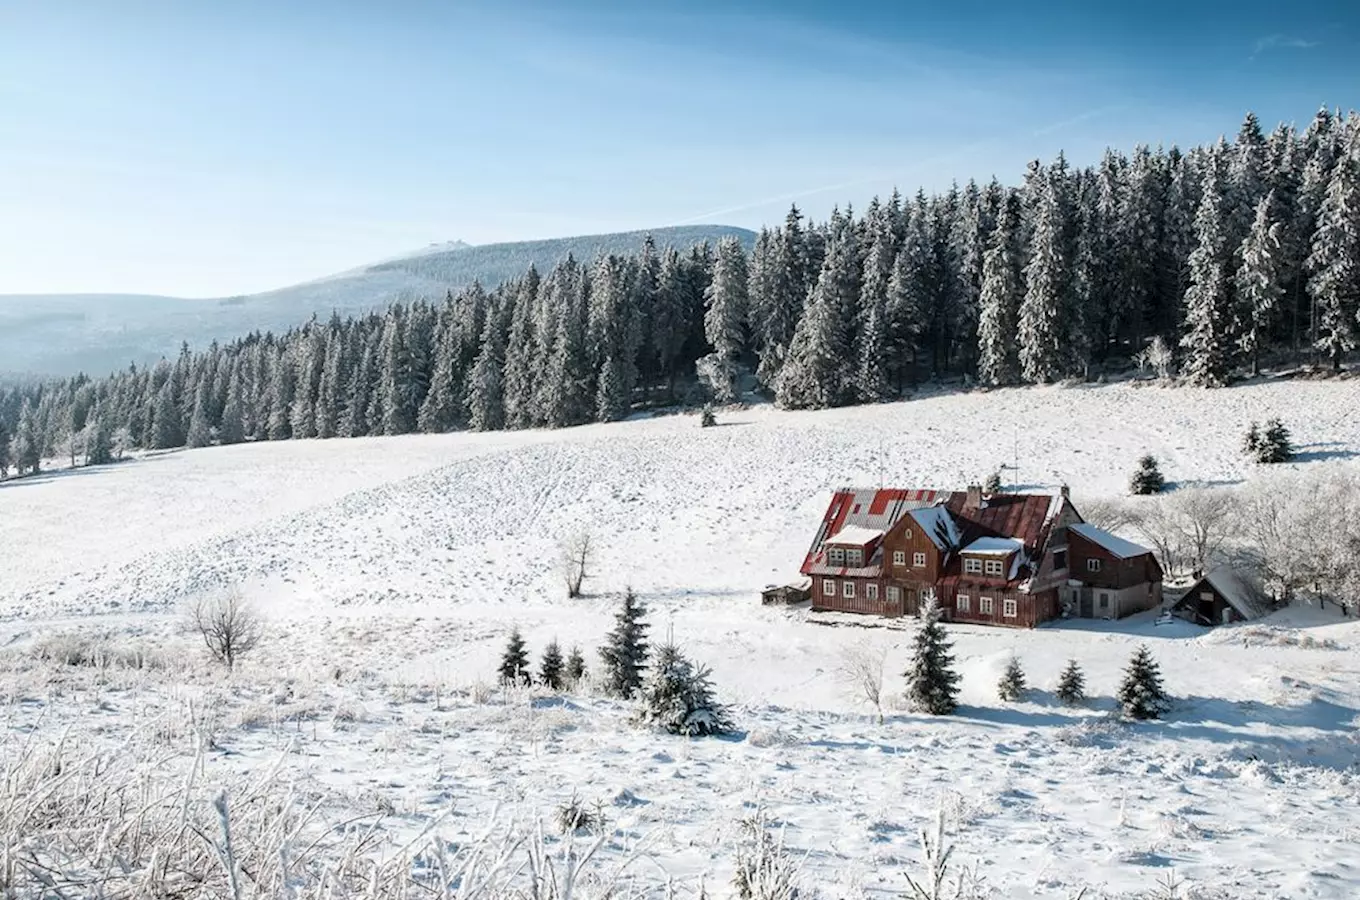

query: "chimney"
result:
(966, 483), (983, 510)
(1060, 484), (1070, 500)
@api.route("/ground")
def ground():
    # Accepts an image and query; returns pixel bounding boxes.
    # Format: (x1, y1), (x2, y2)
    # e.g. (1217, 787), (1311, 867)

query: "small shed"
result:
(1170, 567), (1272, 626)
(762, 579), (812, 606)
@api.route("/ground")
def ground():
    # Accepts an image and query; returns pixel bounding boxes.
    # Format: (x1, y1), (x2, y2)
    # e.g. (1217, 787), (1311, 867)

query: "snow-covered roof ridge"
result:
(1068, 523), (1152, 559)
(910, 504), (961, 550)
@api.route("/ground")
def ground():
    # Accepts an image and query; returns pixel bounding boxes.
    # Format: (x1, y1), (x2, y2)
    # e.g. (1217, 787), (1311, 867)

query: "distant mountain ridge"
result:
(0, 225), (754, 377)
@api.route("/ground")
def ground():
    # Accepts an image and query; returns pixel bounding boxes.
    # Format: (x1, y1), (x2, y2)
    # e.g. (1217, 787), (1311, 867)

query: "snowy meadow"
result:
(2, 379), (1358, 898)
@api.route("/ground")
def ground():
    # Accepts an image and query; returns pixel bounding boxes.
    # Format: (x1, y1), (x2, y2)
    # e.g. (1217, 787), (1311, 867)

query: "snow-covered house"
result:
(800, 485), (1162, 628)
(1059, 523), (1165, 619)
(1170, 567), (1272, 626)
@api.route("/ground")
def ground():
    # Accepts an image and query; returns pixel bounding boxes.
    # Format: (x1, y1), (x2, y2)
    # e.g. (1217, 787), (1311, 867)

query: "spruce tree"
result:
(219, 363), (247, 445)
(539, 639), (565, 691)
(775, 221), (857, 409)
(315, 329), (348, 439)
(1116, 645), (1170, 720)
(466, 313), (506, 432)
(1019, 170), (1067, 383)
(498, 628), (531, 687)
(85, 401), (113, 466)
(703, 236), (749, 367)
(418, 316), (462, 433)
(977, 191), (1023, 385)
(185, 378), (213, 448)
(903, 592), (961, 716)
(565, 645), (587, 685)
(0, 417), (9, 478)
(1180, 162), (1236, 386)
(1258, 417), (1294, 463)
(1235, 193), (1286, 376)
(1243, 421), (1262, 458)
(1055, 659), (1086, 706)
(599, 588), (650, 699)
(635, 642), (732, 737)
(997, 656), (1027, 702)
(14, 400), (41, 474)
(1305, 153), (1360, 371)
(1129, 454), (1165, 495)
(983, 470), (1003, 494)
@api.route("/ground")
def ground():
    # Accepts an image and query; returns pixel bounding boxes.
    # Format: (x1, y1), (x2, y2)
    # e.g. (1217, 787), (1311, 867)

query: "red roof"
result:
(801, 487), (944, 577)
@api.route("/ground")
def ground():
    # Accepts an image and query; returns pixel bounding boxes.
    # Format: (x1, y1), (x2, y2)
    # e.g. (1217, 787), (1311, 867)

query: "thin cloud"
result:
(1251, 34), (1320, 58)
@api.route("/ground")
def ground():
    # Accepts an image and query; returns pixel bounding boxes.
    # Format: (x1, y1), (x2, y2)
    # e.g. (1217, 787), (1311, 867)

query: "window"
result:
(964, 558), (982, 574)
(1099, 592), (1109, 608)
(866, 583), (879, 601)
(892, 550), (906, 566)
(1054, 550), (1067, 570)
(913, 552), (926, 568)
(1003, 598), (1017, 618)
(842, 581), (856, 598)
(905, 528), (913, 539)
(957, 593), (971, 612)
(887, 586), (902, 603)
(980, 596), (994, 615)
(823, 579), (835, 596)
(846, 548), (863, 567)
(1200, 591), (1214, 602)
(829, 547), (845, 566)
(984, 559), (1004, 576)
(1087, 558), (1102, 573)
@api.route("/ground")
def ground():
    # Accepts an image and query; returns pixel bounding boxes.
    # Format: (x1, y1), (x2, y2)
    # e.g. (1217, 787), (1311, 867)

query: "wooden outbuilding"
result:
(1171, 567), (1272, 626)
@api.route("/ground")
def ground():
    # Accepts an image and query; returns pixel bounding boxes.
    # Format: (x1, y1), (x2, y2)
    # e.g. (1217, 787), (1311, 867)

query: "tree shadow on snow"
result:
(1292, 442), (1360, 463)
(0, 457), (142, 490)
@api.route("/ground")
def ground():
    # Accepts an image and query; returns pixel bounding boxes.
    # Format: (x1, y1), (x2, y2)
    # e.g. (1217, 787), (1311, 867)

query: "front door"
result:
(1079, 589), (1093, 618)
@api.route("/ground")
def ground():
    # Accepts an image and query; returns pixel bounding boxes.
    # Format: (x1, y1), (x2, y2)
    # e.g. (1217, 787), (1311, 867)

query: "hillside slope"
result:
(2, 382), (1357, 895)
(0, 224), (753, 377)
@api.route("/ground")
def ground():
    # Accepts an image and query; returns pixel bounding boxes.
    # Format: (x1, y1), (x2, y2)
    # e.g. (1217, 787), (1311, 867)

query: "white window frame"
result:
(964, 557), (982, 575)
(866, 583), (879, 601)
(956, 593), (971, 612)
(886, 585), (902, 603)
(980, 596), (994, 615)
(1087, 558), (1102, 573)
(846, 548), (864, 567)
(829, 547), (845, 566)
(842, 580), (856, 599)
(985, 559), (1004, 576)
(1003, 598), (1017, 618)
(823, 579), (835, 596)
(892, 550), (906, 566)
(905, 528), (913, 539)
(913, 552), (926, 568)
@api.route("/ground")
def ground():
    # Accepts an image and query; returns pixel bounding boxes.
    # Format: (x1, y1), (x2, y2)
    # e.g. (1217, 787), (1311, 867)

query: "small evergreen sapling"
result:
(904, 592), (961, 716)
(1117, 645), (1170, 720)
(1055, 659), (1086, 706)
(1129, 454), (1165, 495)
(539, 639), (564, 691)
(1259, 418), (1293, 463)
(1242, 421), (1262, 458)
(599, 588), (650, 699)
(996, 656), (1027, 702)
(635, 642), (732, 736)
(983, 470), (1003, 494)
(700, 405), (717, 428)
(565, 645), (587, 685)
(498, 628), (531, 686)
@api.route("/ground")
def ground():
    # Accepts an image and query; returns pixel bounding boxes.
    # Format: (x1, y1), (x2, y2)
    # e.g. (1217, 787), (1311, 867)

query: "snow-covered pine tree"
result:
(466, 310), (506, 432)
(1242, 421), (1262, 458)
(419, 312), (462, 433)
(1116, 645), (1170, 720)
(219, 361), (246, 446)
(754, 207), (811, 390)
(1258, 417), (1294, 463)
(704, 236), (749, 369)
(289, 330), (322, 440)
(315, 325), (348, 439)
(378, 308), (416, 435)
(775, 217), (858, 409)
(502, 269), (540, 429)
(342, 338), (380, 438)
(152, 378), (185, 449)
(1019, 169), (1068, 384)
(1180, 162), (1236, 386)
(1305, 152), (1360, 371)
(539, 639), (564, 691)
(1055, 659), (1086, 706)
(544, 265), (594, 428)
(599, 588), (650, 699)
(498, 628), (531, 686)
(983, 470), (1003, 494)
(1234, 192), (1286, 376)
(903, 591), (961, 715)
(0, 417), (10, 478)
(565, 645), (587, 685)
(264, 348), (294, 441)
(700, 404), (717, 427)
(1228, 111), (1268, 259)
(854, 212), (895, 403)
(635, 642), (732, 737)
(185, 377), (213, 448)
(85, 400), (113, 466)
(886, 242), (924, 388)
(595, 355), (629, 422)
(977, 191), (1023, 385)
(997, 656), (1027, 702)
(1129, 454), (1165, 494)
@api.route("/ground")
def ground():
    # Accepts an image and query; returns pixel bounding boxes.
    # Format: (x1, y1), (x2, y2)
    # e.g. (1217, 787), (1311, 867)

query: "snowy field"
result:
(2, 379), (1359, 898)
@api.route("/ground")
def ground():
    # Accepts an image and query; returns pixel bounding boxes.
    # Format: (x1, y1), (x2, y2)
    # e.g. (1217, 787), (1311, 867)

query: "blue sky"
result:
(1, 0), (1355, 298)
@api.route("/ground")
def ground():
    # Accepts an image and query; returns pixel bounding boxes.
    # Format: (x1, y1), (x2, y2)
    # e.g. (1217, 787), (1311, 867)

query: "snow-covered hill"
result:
(2, 381), (1358, 897)
(0, 225), (754, 377)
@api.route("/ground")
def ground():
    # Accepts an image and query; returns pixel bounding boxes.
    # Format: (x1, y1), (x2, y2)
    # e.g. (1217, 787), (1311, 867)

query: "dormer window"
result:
(964, 558), (982, 575)
(846, 548), (864, 567)
(1087, 558), (1102, 573)
(984, 560), (1004, 576)
(829, 547), (845, 566)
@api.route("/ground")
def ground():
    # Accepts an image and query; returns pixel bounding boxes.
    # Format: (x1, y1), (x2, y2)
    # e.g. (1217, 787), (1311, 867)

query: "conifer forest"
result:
(2, 107), (1358, 474)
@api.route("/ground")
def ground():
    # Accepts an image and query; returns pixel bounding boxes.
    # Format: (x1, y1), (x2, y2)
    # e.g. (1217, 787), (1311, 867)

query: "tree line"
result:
(2, 105), (1358, 475)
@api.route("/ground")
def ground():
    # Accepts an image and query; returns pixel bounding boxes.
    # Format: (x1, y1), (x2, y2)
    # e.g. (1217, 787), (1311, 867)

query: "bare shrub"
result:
(560, 530), (594, 598)
(733, 810), (804, 900)
(1078, 497), (1137, 534)
(187, 587), (262, 670)
(838, 642), (888, 725)
(555, 792), (605, 835)
(1133, 486), (1238, 579)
